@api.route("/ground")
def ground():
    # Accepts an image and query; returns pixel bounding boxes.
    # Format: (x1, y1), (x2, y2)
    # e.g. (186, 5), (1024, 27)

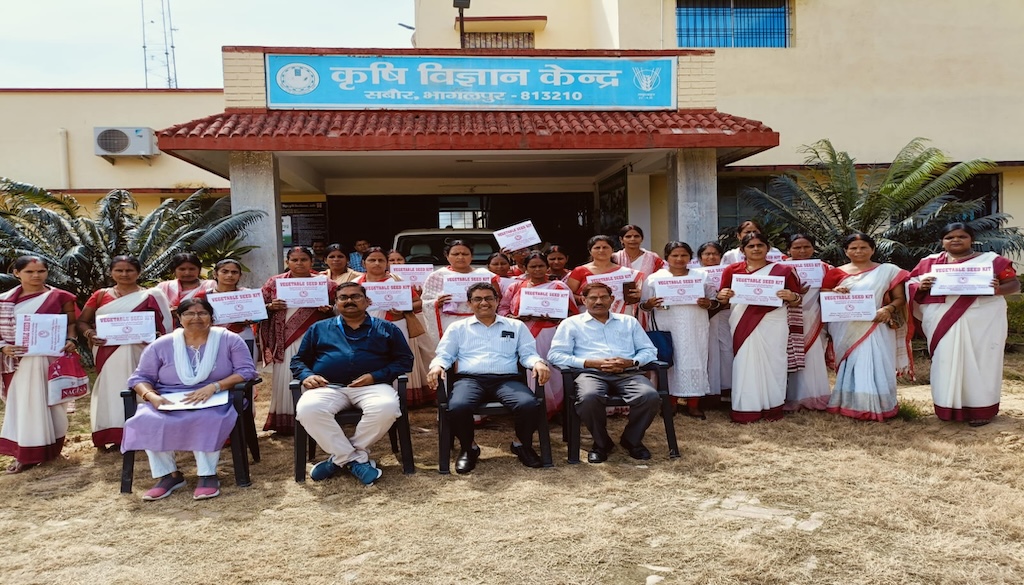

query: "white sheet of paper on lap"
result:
(363, 281), (413, 311)
(651, 275), (706, 306)
(16, 313), (66, 356)
(930, 264), (995, 296)
(701, 265), (727, 289)
(730, 275), (784, 307)
(157, 390), (230, 411)
(276, 276), (329, 308)
(494, 220), (542, 251)
(780, 259), (825, 288)
(95, 312), (157, 346)
(519, 287), (570, 319)
(442, 273), (493, 297)
(820, 292), (878, 322)
(207, 289), (268, 325)
(389, 264), (433, 286)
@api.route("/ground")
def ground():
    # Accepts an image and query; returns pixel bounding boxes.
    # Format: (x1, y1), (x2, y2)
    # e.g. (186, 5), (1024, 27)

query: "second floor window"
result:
(677, 0), (789, 48)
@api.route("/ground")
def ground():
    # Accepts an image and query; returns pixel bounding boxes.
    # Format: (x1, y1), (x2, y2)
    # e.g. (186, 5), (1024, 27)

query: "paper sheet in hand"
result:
(494, 220), (542, 251)
(780, 260), (824, 288)
(442, 273), (493, 297)
(276, 276), (329, 308)
(650, 275), (705, 306)
(700, 265), (726, 289)
(16, 313), (66, 356)
(820, 292), (877, 322)
(156, 390), (230, 411)
(363, 281), (413, 311)
(208, 289), (268, 325)
(931, 264), (994, 295)
(586, 269), (635, 289)
(731, 275), (784, 307)
(96, 312), (156, 346)
(389, 264), (433, 285)
(519, 287), (570, 318)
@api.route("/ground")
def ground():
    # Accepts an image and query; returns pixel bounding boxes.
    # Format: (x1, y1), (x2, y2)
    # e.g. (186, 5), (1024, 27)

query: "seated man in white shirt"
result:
(548, 282), (660, 464)
(427, 283), (552, 474)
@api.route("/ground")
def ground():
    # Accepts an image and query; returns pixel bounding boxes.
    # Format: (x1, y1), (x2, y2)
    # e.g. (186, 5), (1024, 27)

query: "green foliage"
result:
(0, 179), (266, 303)
(895, 400), (927, 421)
(1006, 292), (1024, 335)
(741, 138), (1024, 269)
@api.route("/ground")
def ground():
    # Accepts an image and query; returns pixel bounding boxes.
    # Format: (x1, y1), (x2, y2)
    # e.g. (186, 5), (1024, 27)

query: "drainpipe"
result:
(57, 128), (71, 189)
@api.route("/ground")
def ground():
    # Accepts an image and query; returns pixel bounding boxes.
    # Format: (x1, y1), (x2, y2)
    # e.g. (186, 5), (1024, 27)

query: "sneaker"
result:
(193, 476), (221, 500)
(142, 473), (187, 501)
(347, 460), (383, 485)
(310, 458), (344, 482)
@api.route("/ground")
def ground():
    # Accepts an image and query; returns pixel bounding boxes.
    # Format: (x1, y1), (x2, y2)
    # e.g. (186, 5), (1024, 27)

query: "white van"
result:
(392, 229), (497, 267)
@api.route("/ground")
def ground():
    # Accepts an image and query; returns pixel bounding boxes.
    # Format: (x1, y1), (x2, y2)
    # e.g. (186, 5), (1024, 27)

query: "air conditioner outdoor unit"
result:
(93, 127), (160, 157)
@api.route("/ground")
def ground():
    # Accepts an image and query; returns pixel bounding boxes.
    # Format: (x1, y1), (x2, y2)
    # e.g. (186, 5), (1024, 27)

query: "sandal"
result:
(5, 461), (36, 474)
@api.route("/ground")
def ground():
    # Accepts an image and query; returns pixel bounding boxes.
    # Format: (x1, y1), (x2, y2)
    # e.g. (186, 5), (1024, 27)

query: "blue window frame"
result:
(677, 0), (789, 48)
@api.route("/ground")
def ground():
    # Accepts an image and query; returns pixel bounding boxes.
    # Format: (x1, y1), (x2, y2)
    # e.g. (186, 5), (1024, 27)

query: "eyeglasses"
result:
(469, 296), (496, 303)
(337, 294), (366, 302)
(181, 311), (210, 319)
(585, 295), (612, 302)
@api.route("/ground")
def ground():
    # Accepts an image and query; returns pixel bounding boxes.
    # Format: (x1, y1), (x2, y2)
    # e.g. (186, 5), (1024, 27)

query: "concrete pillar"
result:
(667, 149), (718, 247)
(228, 151), (282, 287)
(626, 173), (652, 241)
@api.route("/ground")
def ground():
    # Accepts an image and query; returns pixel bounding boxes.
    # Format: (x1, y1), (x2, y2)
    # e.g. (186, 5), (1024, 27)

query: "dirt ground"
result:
(2, 355), (1024, 585)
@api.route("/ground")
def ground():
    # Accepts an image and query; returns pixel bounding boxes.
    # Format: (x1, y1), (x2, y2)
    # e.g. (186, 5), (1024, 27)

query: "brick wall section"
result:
(676, 53), (716, 109)
(223, 51), (267, 109)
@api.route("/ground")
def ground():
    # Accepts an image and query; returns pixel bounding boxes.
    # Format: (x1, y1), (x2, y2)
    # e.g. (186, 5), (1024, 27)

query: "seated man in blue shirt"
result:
(427, 283), (551, 474)
(291, 282), (414, 484)
(548, 282), (659, 464)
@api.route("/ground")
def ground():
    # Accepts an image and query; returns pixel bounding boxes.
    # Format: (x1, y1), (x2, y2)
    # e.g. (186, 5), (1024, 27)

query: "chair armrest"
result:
(436, 369), (454, 406)
(289, 379), (302, 408)
(641, 360), (670, 372)
(395, 374), (408, 401)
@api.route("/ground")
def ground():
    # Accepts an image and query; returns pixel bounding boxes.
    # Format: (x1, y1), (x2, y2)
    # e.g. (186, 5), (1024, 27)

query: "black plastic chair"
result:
(561, 361), (679, 464)
(436, 368), (553, 474)
(119, 378), (261, 494)
(290, 375), (414, 482)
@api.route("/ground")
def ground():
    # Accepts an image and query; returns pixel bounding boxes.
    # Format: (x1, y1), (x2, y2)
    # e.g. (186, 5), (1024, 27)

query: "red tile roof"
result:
(158, 109), (777, 152)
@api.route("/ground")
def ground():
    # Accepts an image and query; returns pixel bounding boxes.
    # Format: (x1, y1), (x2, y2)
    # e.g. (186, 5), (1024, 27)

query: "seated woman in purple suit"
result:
(122, 298), (256, 502)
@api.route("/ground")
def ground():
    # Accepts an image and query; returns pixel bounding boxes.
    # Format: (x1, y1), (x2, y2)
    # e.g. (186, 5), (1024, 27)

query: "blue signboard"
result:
(266, 54), (676, 110)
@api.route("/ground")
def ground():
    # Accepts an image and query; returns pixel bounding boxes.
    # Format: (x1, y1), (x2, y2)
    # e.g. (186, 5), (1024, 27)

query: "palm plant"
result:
(741, 138), (1024, 268)
(0, 179), (266, 303)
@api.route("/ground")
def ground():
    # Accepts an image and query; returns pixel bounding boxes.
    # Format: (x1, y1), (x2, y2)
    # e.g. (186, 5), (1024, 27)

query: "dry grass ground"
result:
(2, 355), (1024, 585)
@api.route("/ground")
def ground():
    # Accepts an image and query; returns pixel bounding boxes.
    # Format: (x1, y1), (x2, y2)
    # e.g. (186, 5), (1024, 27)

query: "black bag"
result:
(645, 309), (674, 366)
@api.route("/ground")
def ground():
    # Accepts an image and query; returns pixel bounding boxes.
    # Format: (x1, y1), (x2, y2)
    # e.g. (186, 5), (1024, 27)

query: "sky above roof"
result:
(0, 0), (416, 89)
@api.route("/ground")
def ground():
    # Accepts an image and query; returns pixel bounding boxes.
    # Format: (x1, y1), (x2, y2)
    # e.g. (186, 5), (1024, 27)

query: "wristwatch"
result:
(632, 360), (640, 367)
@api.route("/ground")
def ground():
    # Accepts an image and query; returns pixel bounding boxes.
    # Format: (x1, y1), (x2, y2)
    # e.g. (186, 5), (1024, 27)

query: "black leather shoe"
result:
(587, 444), (612, 464)
(455, 445), (480, 474)
(510, 443), (543, 468)
(619, 438), (651, 460)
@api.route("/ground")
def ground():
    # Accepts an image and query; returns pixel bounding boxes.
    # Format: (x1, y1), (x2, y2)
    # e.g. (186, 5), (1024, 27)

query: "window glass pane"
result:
(677, 0), (788, 48)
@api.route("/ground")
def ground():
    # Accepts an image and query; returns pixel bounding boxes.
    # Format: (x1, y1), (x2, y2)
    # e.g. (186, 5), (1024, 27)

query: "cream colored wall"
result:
(0, 90), (227, 192)
(1001, 168), (1024, 250)
(648, 173), (669, 250)
(413, 0), (593, 48)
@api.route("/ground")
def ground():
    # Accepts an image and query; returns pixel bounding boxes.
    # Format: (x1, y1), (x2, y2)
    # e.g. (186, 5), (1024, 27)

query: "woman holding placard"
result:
(78, 256), (173, 449)
(498, 251), (579, 417)
(909, 223), (1019, 426)
(258, 246), (336, 434)
(783, 234), (832, 411)
(641, 242), (713, 419)
(0, 256), (81, 473)
(355, 247), (432, 406)
(567, 235), (643, 318)
(699, 241), (732, 406)
(155, 253), (210, 321)
(821, 233), (910, 422)
(421, 240), (498, 346)
(717, 233), (803, 423)
(205, 259), (258, 356)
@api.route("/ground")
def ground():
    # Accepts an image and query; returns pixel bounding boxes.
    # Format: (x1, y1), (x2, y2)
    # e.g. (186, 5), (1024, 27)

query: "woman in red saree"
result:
(498, 251), (579, 417)
(0, 256), (80, 473)
(78, 255), (173, 448)
(567, 235), (643, 318)
(258, 246), (336, 434)
(155, 252), (210, 327)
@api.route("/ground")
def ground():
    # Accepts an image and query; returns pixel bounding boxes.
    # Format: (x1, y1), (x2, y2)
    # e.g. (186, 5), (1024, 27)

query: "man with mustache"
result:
(548, 282), (659, 463)
(291, 282), (414, 484)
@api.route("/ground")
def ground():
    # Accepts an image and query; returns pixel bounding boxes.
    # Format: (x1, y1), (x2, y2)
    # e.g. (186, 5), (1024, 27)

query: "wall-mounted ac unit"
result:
(93, 127), (160, 157)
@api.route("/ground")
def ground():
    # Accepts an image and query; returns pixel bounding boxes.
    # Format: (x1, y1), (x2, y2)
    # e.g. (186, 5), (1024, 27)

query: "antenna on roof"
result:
(141, 0), (179, 88)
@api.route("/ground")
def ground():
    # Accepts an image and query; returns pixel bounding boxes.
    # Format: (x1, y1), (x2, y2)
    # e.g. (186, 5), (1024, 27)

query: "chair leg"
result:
(243, 399), (261, 463)
(561, 404), (569, 443)
(294, 421), (308, 482)
(307, 436), (317, 462)
(396, 414), (416, 475)
(388, 425), (400, 453)
(230, 419), (251, 487)
(120, 450), (135, 494)
(438, 409), (451, 475)
(567, 389), (582, 464)
(661, 393), (681, 459)
(537, 407), (554, 468)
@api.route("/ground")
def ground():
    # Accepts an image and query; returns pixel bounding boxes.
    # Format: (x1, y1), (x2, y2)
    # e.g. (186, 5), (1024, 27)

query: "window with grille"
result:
(676, 0), (789, 48)
(464, 32), (535, 49)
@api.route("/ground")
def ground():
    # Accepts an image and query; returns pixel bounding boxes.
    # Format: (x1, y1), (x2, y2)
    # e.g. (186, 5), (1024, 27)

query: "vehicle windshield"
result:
(396, 234), (498, 266)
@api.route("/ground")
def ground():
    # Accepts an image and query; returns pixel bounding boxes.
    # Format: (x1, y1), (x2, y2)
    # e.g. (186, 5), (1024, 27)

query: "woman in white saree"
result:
(909, 223), (1019, 426)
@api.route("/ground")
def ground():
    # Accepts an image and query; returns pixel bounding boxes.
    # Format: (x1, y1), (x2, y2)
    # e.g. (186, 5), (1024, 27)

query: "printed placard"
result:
(518, 287), (571, 319)
(16, 313), (67, 356)
(275, 276), (330, 308)
(931, 264), (994, 296)
(494, 220), (542, 251)
(95, 312), (157, 346)
(389, 264), (433, 285)
(730, 275), (784, 307)
(781, 260), (825, 288)
(821, 292), (878, 322)
(701, 265), (727, 289)
(586, 269), (636, 290)
(442, 273), (494, 297)
(363, 281), (413, 312)
(207, 289), (268, 325)
(650, 275), (706, 306)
